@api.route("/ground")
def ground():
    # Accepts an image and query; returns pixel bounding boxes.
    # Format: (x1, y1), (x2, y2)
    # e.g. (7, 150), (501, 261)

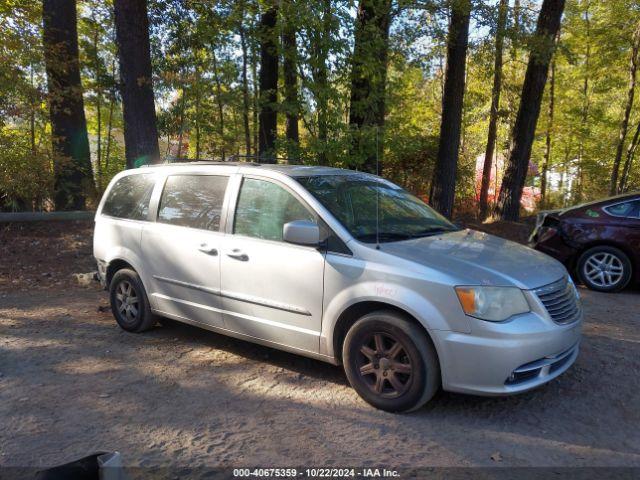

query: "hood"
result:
(380, 229), (566, 290)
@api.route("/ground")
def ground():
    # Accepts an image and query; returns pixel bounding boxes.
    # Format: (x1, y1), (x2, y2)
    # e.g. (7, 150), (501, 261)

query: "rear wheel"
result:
(109, 269), (157, 332)
(342, 311), (440, 412)
(577, 246), (632, 293)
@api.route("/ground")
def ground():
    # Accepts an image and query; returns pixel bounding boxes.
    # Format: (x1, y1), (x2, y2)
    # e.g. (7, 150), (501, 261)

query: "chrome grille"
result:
(534, 277), (581, 325)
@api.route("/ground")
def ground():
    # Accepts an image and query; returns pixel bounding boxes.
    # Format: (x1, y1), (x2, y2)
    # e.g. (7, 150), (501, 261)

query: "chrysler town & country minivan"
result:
(94, 162), (582, 412)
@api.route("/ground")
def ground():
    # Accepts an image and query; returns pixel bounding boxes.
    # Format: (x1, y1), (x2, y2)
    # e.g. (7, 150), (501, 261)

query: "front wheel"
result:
(342, 311), (440, 412)
(577, 246), (632, 293)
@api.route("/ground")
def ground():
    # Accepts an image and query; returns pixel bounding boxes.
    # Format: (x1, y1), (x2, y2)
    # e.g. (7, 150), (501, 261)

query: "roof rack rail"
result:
(227, 154), (293, 164)
(140, 157), (262, 167)
(139, 154), (303, 167)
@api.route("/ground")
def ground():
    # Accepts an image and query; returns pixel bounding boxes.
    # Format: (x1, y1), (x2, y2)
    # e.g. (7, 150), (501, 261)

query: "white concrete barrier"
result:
(0, 211), (95, 222)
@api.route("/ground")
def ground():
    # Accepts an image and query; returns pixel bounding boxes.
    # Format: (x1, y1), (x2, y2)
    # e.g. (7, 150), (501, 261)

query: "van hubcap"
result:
(115, 280), (139, 323)
(357, 333), (413, 398)
(584, 253), (624, 287)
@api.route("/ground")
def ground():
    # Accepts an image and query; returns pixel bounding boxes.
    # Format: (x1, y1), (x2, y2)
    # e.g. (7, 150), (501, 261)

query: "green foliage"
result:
(1, 0), (640, 212)
(0, 127), (53, 211)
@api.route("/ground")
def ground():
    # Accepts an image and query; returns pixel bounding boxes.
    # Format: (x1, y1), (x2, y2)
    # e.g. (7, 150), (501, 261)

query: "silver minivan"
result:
(94, 162), (582, 412)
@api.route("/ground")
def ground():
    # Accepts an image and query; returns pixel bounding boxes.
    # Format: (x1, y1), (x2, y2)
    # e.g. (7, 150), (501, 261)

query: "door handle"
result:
(226, 249), (249, 261)
(198, 244), (218, 256)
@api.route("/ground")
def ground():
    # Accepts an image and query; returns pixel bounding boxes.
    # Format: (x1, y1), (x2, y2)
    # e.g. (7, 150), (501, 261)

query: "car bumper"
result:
(530, 230), (578, 265)
(433, 311), (582, 396)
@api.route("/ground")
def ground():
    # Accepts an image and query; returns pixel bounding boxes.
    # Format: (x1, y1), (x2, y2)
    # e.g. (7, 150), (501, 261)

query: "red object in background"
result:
(473, 155), (540, 212)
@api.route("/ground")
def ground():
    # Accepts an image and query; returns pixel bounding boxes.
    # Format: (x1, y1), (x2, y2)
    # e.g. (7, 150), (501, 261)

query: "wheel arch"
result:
(331, 301), (441, 368)
(102, 244), (150, 289)
(106, 258), (137, 286)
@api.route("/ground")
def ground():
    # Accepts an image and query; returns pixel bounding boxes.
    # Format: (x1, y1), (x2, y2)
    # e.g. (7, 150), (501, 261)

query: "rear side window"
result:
(101, 174), (155, 220)
(604, 200), (640, 218)
(158, 175), (229, 231)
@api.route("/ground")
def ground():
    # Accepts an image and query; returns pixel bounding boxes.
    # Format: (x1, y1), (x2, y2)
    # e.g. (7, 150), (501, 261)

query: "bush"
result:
(0, 128), (54, 211)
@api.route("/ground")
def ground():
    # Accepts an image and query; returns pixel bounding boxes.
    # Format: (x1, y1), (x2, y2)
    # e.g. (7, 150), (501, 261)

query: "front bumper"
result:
(433, 310), (582, 396)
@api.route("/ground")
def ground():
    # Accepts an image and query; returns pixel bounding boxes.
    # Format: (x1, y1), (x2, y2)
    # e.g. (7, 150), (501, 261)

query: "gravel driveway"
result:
(1, 284), (639, 474)
(1, 221), (639, 475)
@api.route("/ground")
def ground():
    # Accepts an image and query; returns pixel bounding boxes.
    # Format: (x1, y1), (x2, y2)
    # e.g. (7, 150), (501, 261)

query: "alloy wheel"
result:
(583, 252), (624, 288)
(115, 280), (140, 324)
(356, 332), (413, 398)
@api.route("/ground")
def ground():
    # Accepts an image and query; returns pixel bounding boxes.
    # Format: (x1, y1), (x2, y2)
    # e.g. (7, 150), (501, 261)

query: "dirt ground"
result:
(1, 221), (640, 474)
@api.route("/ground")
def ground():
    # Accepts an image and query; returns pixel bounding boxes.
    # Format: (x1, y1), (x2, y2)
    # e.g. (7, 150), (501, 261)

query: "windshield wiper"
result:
(356, 227), (459, 243)
(407, 227), (457, 238)
(355, 232), (414, 243)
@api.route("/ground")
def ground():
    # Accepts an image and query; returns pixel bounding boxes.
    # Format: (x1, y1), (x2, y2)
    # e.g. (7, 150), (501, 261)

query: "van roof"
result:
(140, 161), (360, 177)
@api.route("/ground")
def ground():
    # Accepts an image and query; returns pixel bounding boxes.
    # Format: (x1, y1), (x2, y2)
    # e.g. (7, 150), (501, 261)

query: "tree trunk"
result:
(232, 108), (241, 156)
(620, 119), (640, 192)
(348, 0), (392, 174)
(42, 0), (93, 210)
(513, 0), (521, 35)
(91, 20), (102, 191)
(258, 1), (279, 162)
(429, 0), (471, 219)
(282, 7), (300, 162)
(212, 49), (226, 160)
(438, 49), (445, 100)
(540, 55), (556, 208)
(312, 0), (332, 165)
(239, 16), (252, 156)
(611, 22), (640, 194)
(113, 0), (160, 168)
(176, 86), (186, 159)
(251, 26), (259, 158)
(30, 65), (36, 154)
(460, 53), (470, 156)
(506, 0), (522, 131)
(104, 93), (115, 182)
(194, 66), (201, 161)
(103, 59), (116, 185)
(574, 2), (590, 204)
(497, 0), (565, 222)
(561, 156), (569, 207)
(479, 0), (508, 220)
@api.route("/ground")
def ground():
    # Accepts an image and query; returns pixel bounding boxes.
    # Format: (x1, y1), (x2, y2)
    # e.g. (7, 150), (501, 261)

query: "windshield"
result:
(297, 174), (459, 243)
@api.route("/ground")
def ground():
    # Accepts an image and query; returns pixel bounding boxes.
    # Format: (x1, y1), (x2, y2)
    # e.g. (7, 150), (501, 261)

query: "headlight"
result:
(455, 286), (530, 322)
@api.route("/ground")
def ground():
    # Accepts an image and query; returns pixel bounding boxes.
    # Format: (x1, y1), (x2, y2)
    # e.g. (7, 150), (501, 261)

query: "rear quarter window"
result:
(603, 200), (640, 218)
(101, 174), (156, 221)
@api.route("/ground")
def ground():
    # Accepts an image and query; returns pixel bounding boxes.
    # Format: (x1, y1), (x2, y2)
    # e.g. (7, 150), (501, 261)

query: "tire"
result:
(109, 268), (157, 332)
(342, 311), (440, 413)
(577, 246), (632, 293)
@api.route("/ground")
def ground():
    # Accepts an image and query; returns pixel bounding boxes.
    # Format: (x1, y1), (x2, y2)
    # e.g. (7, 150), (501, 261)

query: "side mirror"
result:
(283, 220), (321, 246)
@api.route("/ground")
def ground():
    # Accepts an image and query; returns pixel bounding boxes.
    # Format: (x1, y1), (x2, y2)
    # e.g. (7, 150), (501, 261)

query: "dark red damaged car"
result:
(530, 193), (640, 292)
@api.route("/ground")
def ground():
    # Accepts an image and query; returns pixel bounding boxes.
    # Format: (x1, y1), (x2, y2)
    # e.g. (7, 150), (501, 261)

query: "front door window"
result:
(234, 178), (315, 242)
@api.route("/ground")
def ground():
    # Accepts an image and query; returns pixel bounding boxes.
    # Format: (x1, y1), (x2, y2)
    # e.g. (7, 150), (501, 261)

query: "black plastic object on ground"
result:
(35, 452), (125, 480)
